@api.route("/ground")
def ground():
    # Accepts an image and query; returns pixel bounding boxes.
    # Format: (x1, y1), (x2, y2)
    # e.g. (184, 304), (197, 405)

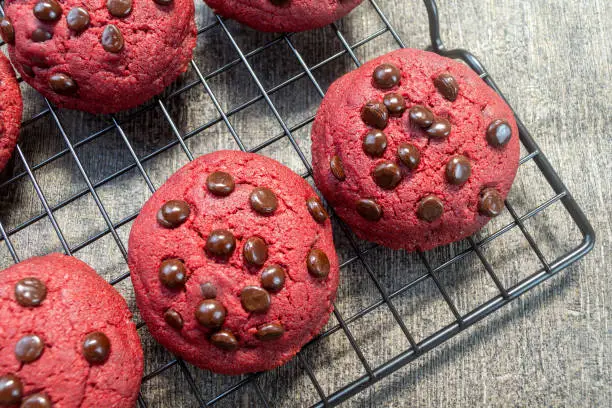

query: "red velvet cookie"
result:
(128, 150), (339, 375)
(203, 0), (363, 32)
(0, 254), (143, 407)
(311, 48), (519, 251)
(0, 53), (22, 173)
(0, 0), (196, 114)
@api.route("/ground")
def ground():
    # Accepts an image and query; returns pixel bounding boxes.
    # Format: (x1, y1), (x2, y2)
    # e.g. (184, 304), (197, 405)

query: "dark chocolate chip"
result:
(372, 63), (401, 89)
(260, 264), (285, 292)
(255, 322), (284, 341)
(0, 374), (22, 406)
(356, 198), (382, 221)
(82, 332), (111, 364)
(417, 195), (444, 222)
(158, 259), (187, 289)
(15, 334), (44, 363)
(157, 200), (190, 228)
(269, 0), (290, 6)
(486, 119), (512, 147)
(20, 393), (51, 408)
(49, 73), (78, 96)
(107, 0), (132, 17)
(372, 161), (402, 189)
(240, 286), (271, 313)
(200, 282), (217, 299)
(408, 105), (434, 128)
(306, 249), (330, 279)
(206, 229), (236, 258)
(0, 18), (15, 44)
(243, 236), (268, 266)
(478, 188), (504, 217)
(153, 0), (173, 5)
(425, 118), (451, 139)
(15, 277), (47, 307)
(383, 93), (406, 116)
(434, 73), (459, 101)
(31, 28), (52, 42)
(33, 0), (63, 22)
(397, 143), (420, 170)
(330, 155), (346, 181)
(22, 65), (35, 77)
(362, 130), (387, 157)
(66, 7), (90, 33)
(164, 308), (184, 330)
(250, 187), (278, 215)
(445, 155), (472, 186)
(195, 299), (226, 329)
(361, 101), (389, 129)
(101, 25), (124, 53)
(210, 330), (238, 351)
(306, 196), (328, 223)
(206, 171), (235, 196)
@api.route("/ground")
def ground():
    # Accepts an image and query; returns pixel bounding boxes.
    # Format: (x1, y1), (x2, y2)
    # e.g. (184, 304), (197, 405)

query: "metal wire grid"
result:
(0, 0), (595, 407)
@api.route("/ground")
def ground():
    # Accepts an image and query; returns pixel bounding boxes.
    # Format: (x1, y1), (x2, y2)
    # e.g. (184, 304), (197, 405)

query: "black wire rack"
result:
(0, 0), (595, 407)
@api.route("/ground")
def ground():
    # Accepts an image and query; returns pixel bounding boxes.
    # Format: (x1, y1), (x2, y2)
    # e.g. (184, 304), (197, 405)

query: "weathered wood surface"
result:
(0, 0), (609, 406)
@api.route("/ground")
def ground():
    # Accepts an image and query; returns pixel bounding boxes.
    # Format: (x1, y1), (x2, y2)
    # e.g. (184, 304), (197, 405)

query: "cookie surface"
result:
(311, 48), (520, 251)
(128, 150), (339, 375)
(0, 254), (143, 407)
(203, 0), (363, 32)
(1, 0), (196, 114)
(0, 53), (22, 173)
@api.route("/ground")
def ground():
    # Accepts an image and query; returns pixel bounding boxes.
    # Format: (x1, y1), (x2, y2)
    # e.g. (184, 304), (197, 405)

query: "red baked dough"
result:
(0, 53), (22, 173)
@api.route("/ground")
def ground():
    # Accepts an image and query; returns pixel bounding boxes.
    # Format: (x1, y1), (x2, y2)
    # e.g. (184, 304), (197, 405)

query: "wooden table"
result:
(0, 0), (609, 406)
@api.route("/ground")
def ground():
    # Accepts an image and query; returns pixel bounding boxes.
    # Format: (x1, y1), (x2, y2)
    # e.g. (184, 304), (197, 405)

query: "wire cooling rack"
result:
(0, 0), (595, 406)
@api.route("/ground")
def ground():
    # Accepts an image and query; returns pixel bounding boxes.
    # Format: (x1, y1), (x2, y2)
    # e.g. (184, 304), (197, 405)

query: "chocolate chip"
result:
(153, 0), (173, 4)
(383, 93), (406, 116)
(206, 171), (235, 196)
(397, 143), (420, 170)
(330, 155), (346, 181)
(206, 229), (236, 258)
(200, 282), (217, 299)
(158, 259), (187, 289)
(243, 236), (268, 266)
(434, 73), (459, 101)
(362, 130), (387, 157)
(164, 308), (184, 330)
(0, 18), (15, 44)
(255, 322), (284, 341)
(356, 199), (382, 221)
(408, 105), (434, 128)
(425, 118), (451, 139)
(157, 200), (190, 228)
(478, 188), (504, 217)
(15, 277), (47, 307)
(250, 187), (278, 215)
(33, 0), (63, 22)
(82, 332), (111, 364)
(67, 7), (90, 33)
(15, 334), (44, 363)
(372, 161), (402, 190)
(417, 195), (444, 222)
(361, 101), (389, 129)
(22, 65), (35, 77)
(101, 25), (124, 53)
(306, 197), (328, 223)
(0, 374), (22, 406)
(240, 286), (271, 313)
(486, 119), (512, 147)
(306, 249), (330, 279)
(445, 155), (471, 186)
(49, 73), (78, 96)
(31, 28), (52, 42)
(195, 299), (226, 328)
(260, 264), (285, 292)
(20, 393), (51, 408)
(269, 0), (290, 6)
(372, 63), (401, 89)
(210, 330), (238, 351)
(107, 0), (132, 17)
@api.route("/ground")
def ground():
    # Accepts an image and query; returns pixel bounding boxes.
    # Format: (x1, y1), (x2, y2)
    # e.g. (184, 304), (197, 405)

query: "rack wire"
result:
(0, 0), (595, 407)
